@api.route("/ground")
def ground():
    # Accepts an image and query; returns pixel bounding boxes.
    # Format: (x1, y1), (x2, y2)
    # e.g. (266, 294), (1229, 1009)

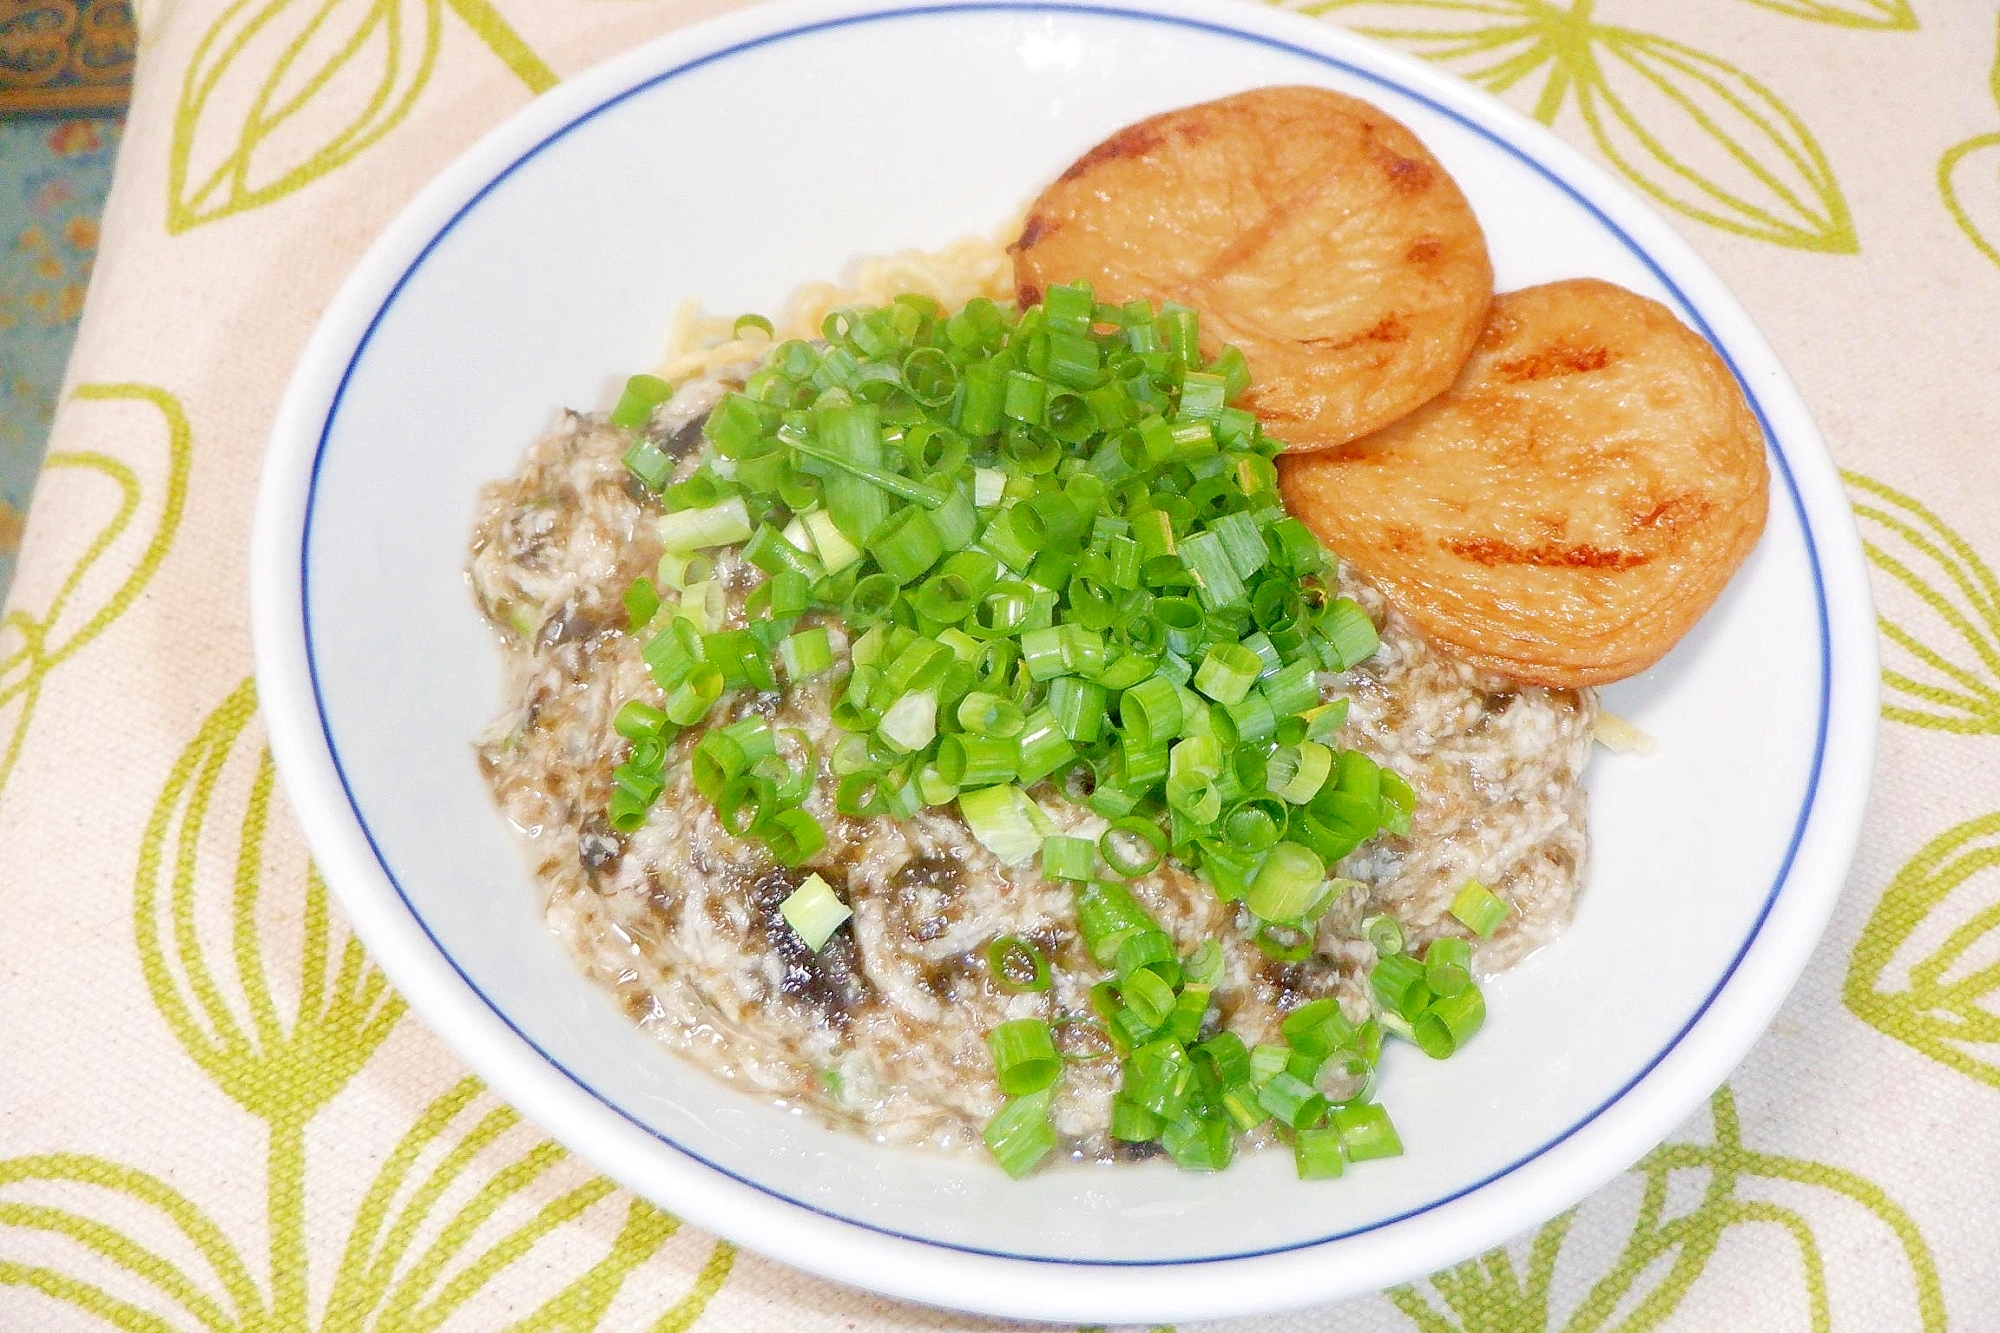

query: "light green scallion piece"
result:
(779, 873), (851, 953)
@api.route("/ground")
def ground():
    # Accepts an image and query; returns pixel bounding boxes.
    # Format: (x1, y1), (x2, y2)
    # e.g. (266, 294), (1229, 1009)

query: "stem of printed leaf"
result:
(443, 0), (557, 92)
(269, 1114), (311, 1333)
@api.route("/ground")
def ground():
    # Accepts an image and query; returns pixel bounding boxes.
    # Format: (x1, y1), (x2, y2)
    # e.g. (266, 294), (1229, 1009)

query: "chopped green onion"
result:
(987, 937), (1051, 993)
(623, 438), (675, 491)
(1109, 1004), (1159, 1054)
(1183, 938), (1225, 988)
(1003, 370), (1047, 425)
(1424, 937), (1473, 997)
(1193, 641), (1263, 705)
(1223, 691), (1276, 746)
(613, 763), (662, 805)
(873, 506), (946, 583)
(1119, 675), (1183, 748)
(1040, 834), (1097, 882)
(1304, 698), (1350, 743)
(1269, 741), (1333, 804)
(984, 1089), (1056, 1178)
(1125, 1039), (1193, 1118)
(1179, 531), (1247, 609)
(1222, 1085), (1270, 1133)
(1254, 921), (1314, 963)
(607, 788), (648, 833)
(1364, 914), (1405, 955)
(1332, 1102), (1403, 1161)
(1162, 1114), (1234, 1172)
(704, 629), (776, 690)
(1415, 986), (1487, 1059)
(656, 550), (713, 591)
(1370, 952), (1430, 1018)
(657, 497), (754, 552)
(1165, 770), (1221, 823)
(779, 874), (851, 952)
(743, 523), (822, 580)
(1321, 598), (1380, 670)
(623, 578), (661, 632)
(1014, 708), (1077, 784)
(1110, 1095), (1164, 1143)
(1244, 841), (1327, 924)
(1119, 967), (1177, 1028)
(1294, 1126), (1347, 1180)
(1115, 929), (1180, 986)
(610, 373), (674, 429)
(1333, 746), (1378, 804)
(1269, 517), (1322, 572)
(614, 699), (668, 741)
(937, 733), (1018, 788)
(1194, 1031), (1252, 1088)
(1100, 817), (1167, 878)
(875, 770), (920, 820)
(1282, 997), (1355, 1059)
(1047, 676), (1108, 744)
(971, 467), (1007, 507)
(762, 809), (825, 867)
(1451, 880), (1510, 938)
(778, 626), (833, 681)
(959, 784), (1040, 866)
(678, 581), (724, 635)
(988, 1019), (1061, 1095)
(916, 764), (958, 807)
(1248, 1043), (1290, 1088)
(802, 507), (864, 574)
(1257, 1072), (1327, 1131)
(1165, 985), (1211, 1045)
(1074, 880), (1157, 965)
(1158, 303), (1199, 362)
(1043, 283), (1094, 334)
(878, 690), (939, 754)
(662, 664), (723, 726)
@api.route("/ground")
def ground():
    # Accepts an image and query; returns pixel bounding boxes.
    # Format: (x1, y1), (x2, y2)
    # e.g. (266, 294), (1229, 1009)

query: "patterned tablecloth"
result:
(4, 0), (1997, 1327)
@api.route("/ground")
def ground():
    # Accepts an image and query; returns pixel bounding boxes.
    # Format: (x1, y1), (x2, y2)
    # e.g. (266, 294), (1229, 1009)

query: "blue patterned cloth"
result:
(0, 114), (120, 606)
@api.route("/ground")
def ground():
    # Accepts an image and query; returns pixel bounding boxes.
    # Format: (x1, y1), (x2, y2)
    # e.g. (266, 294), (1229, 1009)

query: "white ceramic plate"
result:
(251, 0), (1877, 1321)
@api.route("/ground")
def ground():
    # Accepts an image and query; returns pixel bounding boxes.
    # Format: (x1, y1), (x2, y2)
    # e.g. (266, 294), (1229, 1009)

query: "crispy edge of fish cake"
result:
(1278, 278), (1769, 687)
(1010, 85), (1492, 451)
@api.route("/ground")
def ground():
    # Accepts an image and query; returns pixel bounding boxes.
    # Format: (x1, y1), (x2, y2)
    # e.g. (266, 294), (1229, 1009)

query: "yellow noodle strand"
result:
(655, 228), (1017, 385)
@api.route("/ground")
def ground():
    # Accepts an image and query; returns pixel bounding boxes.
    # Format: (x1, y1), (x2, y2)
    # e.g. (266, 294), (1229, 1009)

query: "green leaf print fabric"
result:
(3, 0), (1998, 1329)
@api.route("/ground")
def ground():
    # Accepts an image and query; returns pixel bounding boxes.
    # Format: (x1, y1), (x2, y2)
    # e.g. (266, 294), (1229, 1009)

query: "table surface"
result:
(3, 1), (1997, 1329)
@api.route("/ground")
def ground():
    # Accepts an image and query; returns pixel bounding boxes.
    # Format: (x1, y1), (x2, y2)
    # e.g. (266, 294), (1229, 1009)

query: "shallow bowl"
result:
(252, 0), (1877, 1320)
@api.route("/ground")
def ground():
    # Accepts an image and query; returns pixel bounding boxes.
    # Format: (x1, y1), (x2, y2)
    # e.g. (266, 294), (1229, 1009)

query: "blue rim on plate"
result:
(301, 0), (1830, 1271)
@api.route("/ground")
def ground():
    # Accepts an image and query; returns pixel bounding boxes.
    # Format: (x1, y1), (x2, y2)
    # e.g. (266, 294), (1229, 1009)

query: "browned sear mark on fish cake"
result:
(1446, 537), (1649, 570)
(1496, 342), (1612, 383)
(1303, 314), (1409, 352)
(1058, 123), (1164, 181)
(1372, 144), (1434, 193)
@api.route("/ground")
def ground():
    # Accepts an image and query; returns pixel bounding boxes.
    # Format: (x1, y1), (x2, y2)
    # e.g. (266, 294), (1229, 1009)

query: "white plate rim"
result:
(250, 0), (1879, 1319)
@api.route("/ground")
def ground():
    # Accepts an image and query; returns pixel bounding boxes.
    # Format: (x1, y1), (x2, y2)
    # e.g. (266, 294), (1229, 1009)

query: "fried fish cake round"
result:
(1010, 85), (1492, 451)
(1278, 279), (1768, 687)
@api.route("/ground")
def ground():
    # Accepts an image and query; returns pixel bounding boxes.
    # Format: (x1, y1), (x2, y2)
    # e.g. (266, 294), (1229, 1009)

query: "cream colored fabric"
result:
(5, 1), (1998, 1328)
